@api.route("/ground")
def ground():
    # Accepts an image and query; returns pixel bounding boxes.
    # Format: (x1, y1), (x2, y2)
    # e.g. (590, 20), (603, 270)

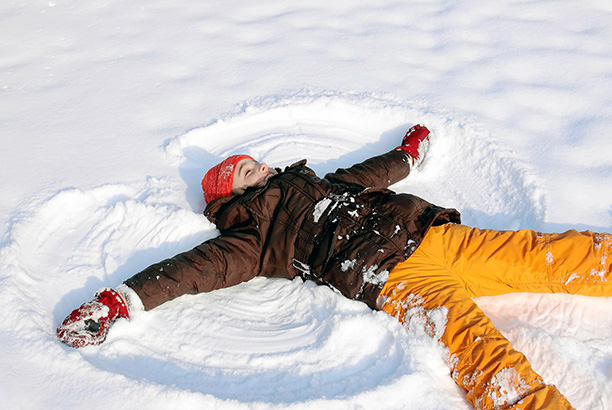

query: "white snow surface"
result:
(1, 1), (612, 409)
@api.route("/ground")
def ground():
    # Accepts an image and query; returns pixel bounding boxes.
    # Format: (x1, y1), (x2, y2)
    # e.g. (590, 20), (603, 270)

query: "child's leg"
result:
(379, 225), (576, 409)
(428, 224), (612, 297)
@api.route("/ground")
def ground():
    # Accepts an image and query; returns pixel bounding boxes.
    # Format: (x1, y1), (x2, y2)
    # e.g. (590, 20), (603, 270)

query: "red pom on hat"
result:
(201, 155), (254, 203)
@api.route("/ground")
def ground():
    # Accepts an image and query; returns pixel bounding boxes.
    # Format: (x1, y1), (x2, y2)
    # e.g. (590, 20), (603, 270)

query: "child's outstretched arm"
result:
(57, 227), (263, 348)
(57, 287), (130, 347)
(324, 125), (431, 189)
(124, 227), (263, 311)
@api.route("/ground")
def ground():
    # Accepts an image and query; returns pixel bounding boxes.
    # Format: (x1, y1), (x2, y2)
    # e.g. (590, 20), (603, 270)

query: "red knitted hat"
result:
(201, 155), (254, 203)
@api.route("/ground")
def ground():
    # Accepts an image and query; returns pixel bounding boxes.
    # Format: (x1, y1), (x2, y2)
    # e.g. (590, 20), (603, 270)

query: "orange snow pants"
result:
(379, 224), (612, 410)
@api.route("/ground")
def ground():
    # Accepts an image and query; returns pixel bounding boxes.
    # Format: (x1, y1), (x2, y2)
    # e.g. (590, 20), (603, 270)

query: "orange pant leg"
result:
(378, 224), (595, 409)
(430, 224), (612, 298)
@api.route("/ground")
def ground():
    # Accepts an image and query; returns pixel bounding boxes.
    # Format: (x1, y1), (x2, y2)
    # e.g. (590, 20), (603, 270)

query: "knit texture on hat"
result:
(201, 155), (254, 203)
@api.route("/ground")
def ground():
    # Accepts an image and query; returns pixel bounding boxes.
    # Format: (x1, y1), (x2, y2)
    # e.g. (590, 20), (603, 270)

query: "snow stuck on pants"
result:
(487, 368), (531, 408)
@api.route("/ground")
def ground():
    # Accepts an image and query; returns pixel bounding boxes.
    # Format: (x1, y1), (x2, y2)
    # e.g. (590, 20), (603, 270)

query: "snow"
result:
(312, 197), (332, 223)
(1, 1), (612, 409)
(340, 259), (357, 272)
(487, 367), (531, 408)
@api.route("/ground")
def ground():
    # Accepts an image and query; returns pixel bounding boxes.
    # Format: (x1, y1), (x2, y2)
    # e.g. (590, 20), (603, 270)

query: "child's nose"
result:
(259, 163), (268, 174)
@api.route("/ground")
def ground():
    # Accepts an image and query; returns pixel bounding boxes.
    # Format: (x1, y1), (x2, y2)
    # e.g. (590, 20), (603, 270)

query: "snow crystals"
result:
(391, 224), (401, 238)
(291, 259), (311, 276)
(590, 233), (611, 282)
(545, 250), (554, 265)
(340, 258), (357, 272)
(560, 233), (611, 285)
(361, 264), (388, 287)
(486, 367), (531, 409)
(405, 238), (417, 255)
(312, 197), (333, 223)
(348, 209), (359, 218)
(381, 286), (449, 342)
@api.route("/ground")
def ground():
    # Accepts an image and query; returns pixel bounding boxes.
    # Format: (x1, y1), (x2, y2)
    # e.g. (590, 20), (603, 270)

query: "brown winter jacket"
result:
(125, 149), (461, 310)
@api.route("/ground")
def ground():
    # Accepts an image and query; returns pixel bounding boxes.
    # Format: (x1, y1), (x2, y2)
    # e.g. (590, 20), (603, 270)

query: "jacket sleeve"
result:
(324, 149), (412, 189)
(124, 226), (262, 310)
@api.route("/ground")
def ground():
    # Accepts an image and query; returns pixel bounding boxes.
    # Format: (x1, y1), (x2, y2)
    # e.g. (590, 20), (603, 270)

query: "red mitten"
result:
(57, 287), (129, 348)
(396, 124), (431, 168)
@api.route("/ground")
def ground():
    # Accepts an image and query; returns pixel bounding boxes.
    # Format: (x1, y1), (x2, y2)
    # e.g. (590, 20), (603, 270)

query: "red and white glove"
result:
(57, 287), (129, 348)
(396, 124), (430, 168)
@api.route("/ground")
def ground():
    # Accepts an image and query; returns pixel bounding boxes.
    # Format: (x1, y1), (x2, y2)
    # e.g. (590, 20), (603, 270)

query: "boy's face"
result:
(232, 158), (277, 195)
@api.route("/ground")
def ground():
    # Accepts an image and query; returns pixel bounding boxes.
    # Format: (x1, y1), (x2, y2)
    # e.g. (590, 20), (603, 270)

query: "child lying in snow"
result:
(57, 125), (610, 410)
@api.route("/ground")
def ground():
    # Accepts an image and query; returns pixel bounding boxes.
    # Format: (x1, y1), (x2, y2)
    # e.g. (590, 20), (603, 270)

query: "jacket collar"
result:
(203, 194), (235, 224)
(203, 164), (297, 224)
